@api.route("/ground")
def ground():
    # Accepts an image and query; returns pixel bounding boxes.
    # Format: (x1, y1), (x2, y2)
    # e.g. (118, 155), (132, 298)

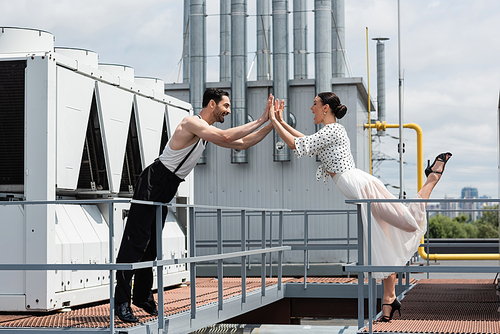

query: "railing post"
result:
(261, 210), (266, 297)
(269, 212), (273, 278)
(156, 204), (164, 333)
(246, 215), (251, 270)
(278, 211), (283, 291)
(357, 204), (364, 329)
(397, 269), (402, 296)
(426, 210), (430, 279)
(367, 200), (373, 334)
(303, 211), (308, 289)
(347, 211), (350, 265)
(217, 208), (223, 311)
(109, 201), (115, 334)
(241, 210), (247, 304)
(189, 206), (197, 320)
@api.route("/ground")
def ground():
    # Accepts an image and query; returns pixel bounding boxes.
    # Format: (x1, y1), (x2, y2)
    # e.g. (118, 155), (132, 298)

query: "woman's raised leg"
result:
(418, 153), (452, 200)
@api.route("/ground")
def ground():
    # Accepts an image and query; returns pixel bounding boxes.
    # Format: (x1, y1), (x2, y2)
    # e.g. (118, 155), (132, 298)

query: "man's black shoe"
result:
(115, 302), (139, 323)
(133, 300), (159, 316)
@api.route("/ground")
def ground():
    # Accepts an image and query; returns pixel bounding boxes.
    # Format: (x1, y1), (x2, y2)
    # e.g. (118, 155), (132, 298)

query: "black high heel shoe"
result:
(425, 152), (452, 177)
(379, 298), (401, 322)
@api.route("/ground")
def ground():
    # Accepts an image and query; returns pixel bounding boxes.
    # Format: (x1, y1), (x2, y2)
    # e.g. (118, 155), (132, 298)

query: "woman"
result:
(269, 92), (451, 322)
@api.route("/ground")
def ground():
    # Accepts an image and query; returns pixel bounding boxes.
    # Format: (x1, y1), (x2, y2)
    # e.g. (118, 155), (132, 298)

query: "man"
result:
(114, 88), (274, 322)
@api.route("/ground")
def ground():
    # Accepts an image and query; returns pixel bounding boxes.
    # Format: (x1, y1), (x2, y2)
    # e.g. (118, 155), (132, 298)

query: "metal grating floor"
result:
(2, 278), (495, 333)
(0, 277), (293, 330)
(366, 279), (500, 333)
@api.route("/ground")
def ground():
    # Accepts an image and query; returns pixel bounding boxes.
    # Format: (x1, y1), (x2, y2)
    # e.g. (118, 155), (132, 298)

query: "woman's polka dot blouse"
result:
(293, 123), (355, 184)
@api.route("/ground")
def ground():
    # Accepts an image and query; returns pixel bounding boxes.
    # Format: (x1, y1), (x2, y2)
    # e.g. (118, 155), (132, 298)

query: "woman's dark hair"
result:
(317, 92), (347, 119)
(203, 88), (230, 108)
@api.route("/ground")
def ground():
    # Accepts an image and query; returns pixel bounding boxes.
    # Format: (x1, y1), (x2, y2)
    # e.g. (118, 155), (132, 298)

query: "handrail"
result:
(0, 199), (290, 333)
(346, 196), (500, 334)
(364, 121), (500, 260)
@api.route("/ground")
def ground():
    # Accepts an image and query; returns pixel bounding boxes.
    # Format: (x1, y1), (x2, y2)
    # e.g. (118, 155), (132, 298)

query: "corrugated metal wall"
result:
(165, 79), (370, 264)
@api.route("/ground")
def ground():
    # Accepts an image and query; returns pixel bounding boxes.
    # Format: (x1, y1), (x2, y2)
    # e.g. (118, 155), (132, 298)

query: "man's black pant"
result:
(114, 159), (183, 306)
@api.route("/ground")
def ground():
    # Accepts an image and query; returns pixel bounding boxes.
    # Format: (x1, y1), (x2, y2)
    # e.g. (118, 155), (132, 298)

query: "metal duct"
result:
(373, 37), (389, 136)
(231, 0), (248, 163)
(189, 0), (207, 163)
(332, 0), (345, 77)
(257, 0), (271, 81)
(272, 0), (290, 162)
(293, 0), (307, 79)
(183, 0), (190, 83)
(220, 0), (231, 82)
(315, 0), (332, 94)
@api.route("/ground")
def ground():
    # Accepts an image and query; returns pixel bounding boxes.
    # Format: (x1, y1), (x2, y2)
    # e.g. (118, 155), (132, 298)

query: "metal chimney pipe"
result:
(257, 0), (271, 81)
(189, 0), (207, 163)
(220, 0), (231, 82)
(272, 0), (290, 162)
(315, 0), (332, 94)
(231, 0), (248, 163)
(373, 37), (389, 136)
(331, 0), (345, 78)
(293, 0), (308, 79)
(183, 0), (190, 83)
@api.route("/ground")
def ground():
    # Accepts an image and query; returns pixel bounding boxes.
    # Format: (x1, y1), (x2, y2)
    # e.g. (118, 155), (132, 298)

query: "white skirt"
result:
(333, 168), (427, 279)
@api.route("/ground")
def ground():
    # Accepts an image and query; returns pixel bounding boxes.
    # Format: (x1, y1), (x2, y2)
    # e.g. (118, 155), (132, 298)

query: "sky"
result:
(2, 0), (499, 200)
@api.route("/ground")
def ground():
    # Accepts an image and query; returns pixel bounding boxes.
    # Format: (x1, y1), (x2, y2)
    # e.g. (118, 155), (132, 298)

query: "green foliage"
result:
(475, 205), (499, 238)
(427, 205), (499, 239)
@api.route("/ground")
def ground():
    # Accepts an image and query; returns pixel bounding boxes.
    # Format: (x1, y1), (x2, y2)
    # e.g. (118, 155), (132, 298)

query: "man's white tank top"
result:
(159, 138), (206, 179)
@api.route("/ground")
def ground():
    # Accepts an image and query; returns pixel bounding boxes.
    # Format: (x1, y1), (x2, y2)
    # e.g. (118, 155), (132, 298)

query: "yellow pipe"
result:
(365, 121), (500, 261)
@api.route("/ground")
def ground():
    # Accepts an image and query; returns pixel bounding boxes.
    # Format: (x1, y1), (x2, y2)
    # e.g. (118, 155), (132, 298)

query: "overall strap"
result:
(173, 114), (203, 174)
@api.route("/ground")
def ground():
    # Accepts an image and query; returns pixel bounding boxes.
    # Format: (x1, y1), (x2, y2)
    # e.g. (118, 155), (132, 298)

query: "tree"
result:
(427, 213), (476, 238)
(428, 214), (446, 238)
(475, 205), (499, 238)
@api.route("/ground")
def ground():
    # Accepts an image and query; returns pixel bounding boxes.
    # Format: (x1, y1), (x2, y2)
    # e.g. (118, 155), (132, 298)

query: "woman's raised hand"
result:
(276, 99), (285, 123)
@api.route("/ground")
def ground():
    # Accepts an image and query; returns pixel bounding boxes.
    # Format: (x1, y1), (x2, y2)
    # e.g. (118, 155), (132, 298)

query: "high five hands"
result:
(269, 97), (285, 125)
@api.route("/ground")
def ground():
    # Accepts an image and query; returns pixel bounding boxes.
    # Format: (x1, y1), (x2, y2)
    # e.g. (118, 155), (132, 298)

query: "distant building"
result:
(461, 187), (478, 199)
(441, 196), (459, 219)
(477, 195), (493, 219)
(460, 187), (480, 221)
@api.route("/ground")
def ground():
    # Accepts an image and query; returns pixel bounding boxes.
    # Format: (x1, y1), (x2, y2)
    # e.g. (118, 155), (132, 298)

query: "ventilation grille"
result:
(120, 108), (142, 194)
(0, 60), (26, 186)
(77, 93), (109, 191)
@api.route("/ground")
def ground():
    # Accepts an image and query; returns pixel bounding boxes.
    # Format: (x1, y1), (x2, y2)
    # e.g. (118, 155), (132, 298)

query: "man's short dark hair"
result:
(202, 88), (229, 108)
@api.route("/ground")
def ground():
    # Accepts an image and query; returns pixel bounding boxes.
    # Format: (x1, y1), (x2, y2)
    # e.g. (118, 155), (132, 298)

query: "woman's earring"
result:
(323, 112), (327, 115)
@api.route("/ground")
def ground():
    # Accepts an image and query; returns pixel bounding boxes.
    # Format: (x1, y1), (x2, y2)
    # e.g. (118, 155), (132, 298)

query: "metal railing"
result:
(1, 197), (498, 333)
(0, 199), (291, 334)
(192, 209), (359, 287)
(344, 197), (500, 334)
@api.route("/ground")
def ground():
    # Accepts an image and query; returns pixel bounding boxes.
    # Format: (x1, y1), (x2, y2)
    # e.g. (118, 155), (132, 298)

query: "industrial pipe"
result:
(331, 0), (345, 78)
(220, 0), (231, 82)
(293, 0), (307, 79)
(365, 122), (500, 261)
(257, 0), (271, 81)
(272, 0), (290, 161)
(183, 0), (190, 83)
(189, 0), (207, 163)
(231, 0), (248, 163)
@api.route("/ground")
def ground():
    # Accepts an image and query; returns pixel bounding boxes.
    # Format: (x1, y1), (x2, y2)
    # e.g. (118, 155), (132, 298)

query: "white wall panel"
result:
(135, 95), (164, 168)
(55, 206), (84, 291)
(95, 81), (133, 193)
(81, 205), (110, 285)
(56, 67), (94, 190)
(0, 205), (25, 294)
